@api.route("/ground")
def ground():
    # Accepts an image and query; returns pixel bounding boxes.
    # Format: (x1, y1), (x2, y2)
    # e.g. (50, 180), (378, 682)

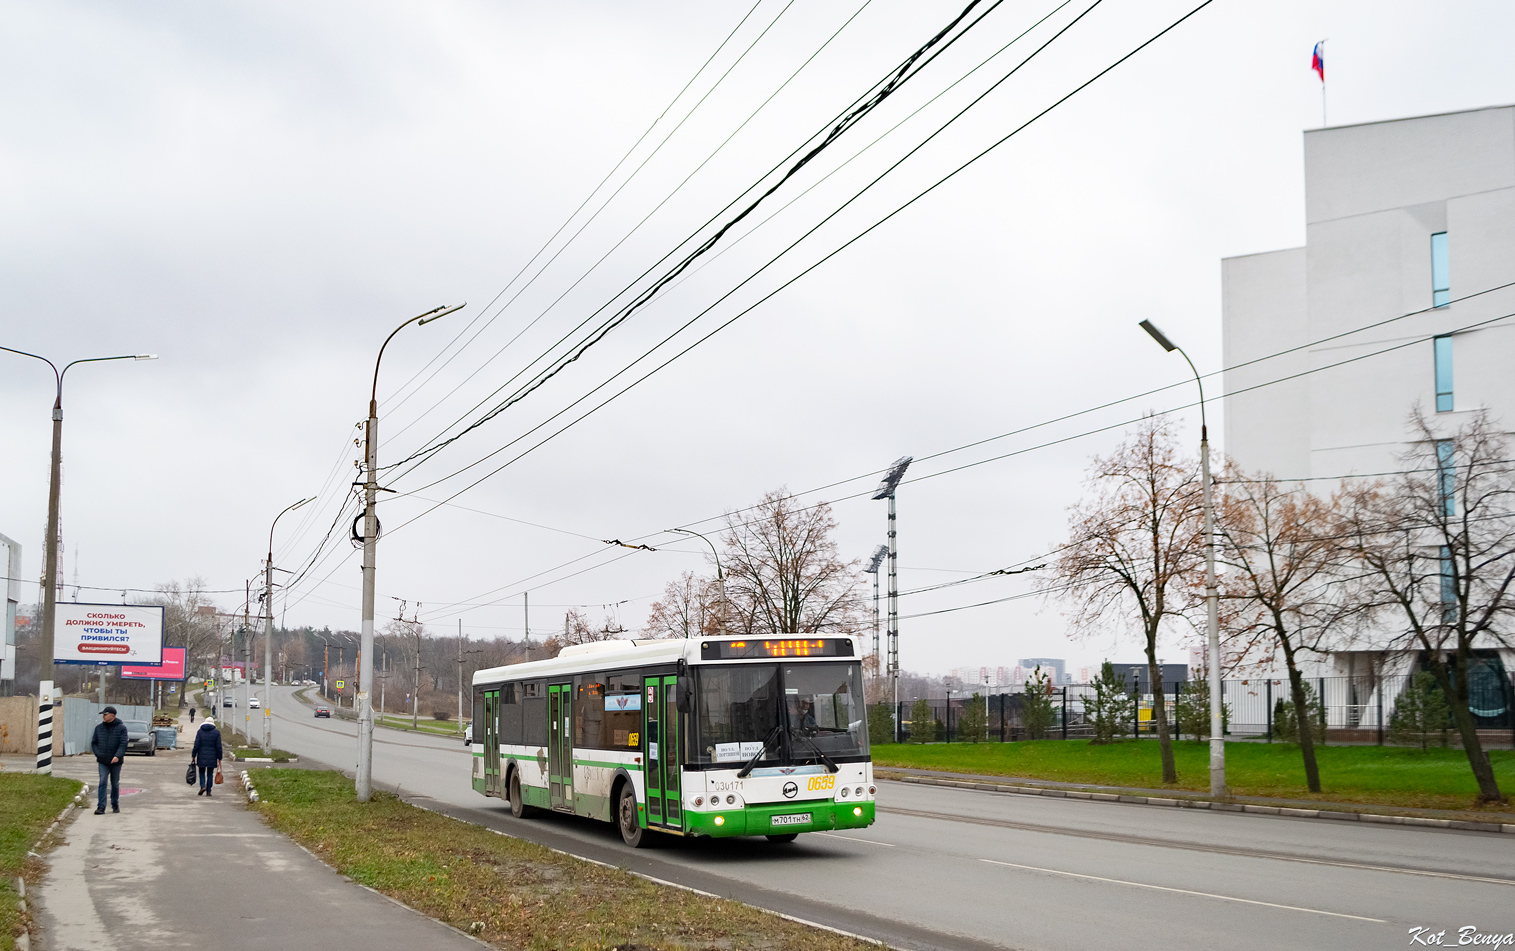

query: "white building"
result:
(1221, 105), (1515, 686)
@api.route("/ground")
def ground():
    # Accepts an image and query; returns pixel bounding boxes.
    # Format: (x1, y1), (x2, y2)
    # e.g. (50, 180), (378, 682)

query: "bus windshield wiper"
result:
(795, 731), (838, 773)
(736, 724), (782, 778)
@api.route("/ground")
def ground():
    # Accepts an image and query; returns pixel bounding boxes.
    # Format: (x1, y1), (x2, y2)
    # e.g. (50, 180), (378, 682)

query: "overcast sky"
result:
(3, 0), (1513, 679)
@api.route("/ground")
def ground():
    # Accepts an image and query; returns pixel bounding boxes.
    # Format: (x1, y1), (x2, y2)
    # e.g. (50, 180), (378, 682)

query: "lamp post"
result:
(356, 304), (463, 803)
(872, 456), (912, 742)
(667, 527), (727, 635)
(263, 497), (311, 753)
(0, 347), (157, 774)
(1138, 319), (1226, 798)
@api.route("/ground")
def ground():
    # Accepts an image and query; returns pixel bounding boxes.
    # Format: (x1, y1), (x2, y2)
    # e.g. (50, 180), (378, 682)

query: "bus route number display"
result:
(700, 638), (853, 660)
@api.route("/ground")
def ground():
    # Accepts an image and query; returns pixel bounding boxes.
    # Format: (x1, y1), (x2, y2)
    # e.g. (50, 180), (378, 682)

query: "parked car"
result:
(314, 706), (331, 718)
(464, 723), (472, 746)
(249, 697), (262, 709)
(223, 697), (234, 707)
(123, 720), (157, 756)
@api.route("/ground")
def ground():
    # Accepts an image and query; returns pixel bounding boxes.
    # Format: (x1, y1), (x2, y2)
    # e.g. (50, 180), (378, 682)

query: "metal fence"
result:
(880, 670), (1515, 748)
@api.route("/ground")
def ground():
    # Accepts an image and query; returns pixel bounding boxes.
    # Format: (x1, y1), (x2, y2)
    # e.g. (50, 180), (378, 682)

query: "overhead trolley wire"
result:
(378, 0), (770, 422)
(377, 0), (1007, 477)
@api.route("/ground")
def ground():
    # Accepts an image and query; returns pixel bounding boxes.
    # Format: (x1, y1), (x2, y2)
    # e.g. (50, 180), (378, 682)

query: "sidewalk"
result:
(31, 714), (482, 951)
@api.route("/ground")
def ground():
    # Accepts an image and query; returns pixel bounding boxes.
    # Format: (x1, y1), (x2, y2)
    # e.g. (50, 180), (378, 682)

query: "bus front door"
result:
(641, 675), (682, 831)
(548, 682), (573, 812)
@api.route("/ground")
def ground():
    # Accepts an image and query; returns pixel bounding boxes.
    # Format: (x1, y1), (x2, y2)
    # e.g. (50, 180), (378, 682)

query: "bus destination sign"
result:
(700, 638), (853, 660)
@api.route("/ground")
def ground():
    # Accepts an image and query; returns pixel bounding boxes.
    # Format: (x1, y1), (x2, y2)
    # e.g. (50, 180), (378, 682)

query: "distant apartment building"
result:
(1221, 104), (1515, 684)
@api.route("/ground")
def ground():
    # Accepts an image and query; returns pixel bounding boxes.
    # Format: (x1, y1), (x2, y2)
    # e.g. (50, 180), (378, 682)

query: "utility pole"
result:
(872, 457), (911, 743)
(263, 497), (309, 753)
(0, 347), (156, 775)
(356, 304), (461, 803)
(457, 620), (463, 731)
(412, 606), (422, 730)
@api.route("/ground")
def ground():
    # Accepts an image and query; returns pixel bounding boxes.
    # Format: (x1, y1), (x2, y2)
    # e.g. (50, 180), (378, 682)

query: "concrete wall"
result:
(0, 694), (36, 754)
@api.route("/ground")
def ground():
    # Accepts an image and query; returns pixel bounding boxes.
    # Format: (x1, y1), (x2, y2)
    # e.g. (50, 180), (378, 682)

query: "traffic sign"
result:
(336, 680), (345, 689)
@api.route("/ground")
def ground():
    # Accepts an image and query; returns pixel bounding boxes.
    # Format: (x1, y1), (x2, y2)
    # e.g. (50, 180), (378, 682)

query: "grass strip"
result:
(228, 747), (297, 762)
(873, 739), (1515, 814)
(253, 768), (876, 951)
(376, 715), (466, 737)
(0, 773), (84, 951)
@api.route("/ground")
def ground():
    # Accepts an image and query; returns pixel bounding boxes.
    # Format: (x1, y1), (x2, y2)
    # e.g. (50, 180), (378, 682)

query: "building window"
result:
(1431, 232), (1450, 307)
(1440, 545), (1456, 622)
(1437, 439), (1456, 517)
(1434, 335), (1453, 413)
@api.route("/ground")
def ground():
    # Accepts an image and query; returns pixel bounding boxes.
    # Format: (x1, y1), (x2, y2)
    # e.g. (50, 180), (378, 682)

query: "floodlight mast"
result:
(862, 545), (888, 677)
(872, 456), (911, 742)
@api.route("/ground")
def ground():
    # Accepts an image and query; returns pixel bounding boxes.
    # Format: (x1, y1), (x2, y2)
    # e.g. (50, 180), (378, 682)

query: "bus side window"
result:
(500, 682), (522, 746)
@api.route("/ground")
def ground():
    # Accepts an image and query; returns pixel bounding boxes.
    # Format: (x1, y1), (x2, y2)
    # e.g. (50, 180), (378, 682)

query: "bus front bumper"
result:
(684, 799), (875, 838)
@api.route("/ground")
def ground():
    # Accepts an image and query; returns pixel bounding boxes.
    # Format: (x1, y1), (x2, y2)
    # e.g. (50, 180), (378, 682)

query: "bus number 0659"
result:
(806, 776), (836, 791)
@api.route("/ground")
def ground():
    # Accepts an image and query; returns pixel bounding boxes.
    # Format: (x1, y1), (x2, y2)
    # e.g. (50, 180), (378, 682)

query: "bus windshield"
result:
(692, 662), (868, 766)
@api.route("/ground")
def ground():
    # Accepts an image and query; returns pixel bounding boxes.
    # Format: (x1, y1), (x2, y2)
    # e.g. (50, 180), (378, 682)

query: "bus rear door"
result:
(483, 688), (501, 795)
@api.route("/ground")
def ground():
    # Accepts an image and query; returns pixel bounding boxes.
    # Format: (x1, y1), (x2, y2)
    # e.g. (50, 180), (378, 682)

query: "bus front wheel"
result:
(617, 783), (645, 848)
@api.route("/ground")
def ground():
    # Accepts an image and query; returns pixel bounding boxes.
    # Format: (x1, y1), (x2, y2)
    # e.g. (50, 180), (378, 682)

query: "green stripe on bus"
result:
(572, 758), (642, 771)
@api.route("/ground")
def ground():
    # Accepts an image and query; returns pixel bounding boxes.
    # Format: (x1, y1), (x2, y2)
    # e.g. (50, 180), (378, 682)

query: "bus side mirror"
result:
(676, 679), (692, 713)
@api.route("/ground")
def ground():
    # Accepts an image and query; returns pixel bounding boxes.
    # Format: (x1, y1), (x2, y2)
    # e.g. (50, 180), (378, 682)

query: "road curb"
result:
(16, 779), (88, 950)
(883, 774), (1515, 835)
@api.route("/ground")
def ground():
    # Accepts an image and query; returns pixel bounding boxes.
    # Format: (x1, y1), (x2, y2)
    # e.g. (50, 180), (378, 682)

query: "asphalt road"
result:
(260, 685), (1514, 951)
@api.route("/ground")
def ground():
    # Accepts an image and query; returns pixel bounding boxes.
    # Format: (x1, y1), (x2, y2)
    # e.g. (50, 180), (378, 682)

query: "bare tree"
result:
(644, 571), (719, 640)
(541, 608), (623, 656)
(142, 578), (223, 702)
(1043, 417), (1202, 785)
(1214, 471), (1345, 792)
(1337, 409), (1513, 803)
(720, 489), (860, 636)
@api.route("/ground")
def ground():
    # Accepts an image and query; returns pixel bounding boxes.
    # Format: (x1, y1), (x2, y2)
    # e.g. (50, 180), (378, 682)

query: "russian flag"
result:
(1311, 41), (1325, 82)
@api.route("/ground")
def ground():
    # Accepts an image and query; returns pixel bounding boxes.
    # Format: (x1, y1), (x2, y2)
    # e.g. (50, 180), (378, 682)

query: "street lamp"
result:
(0, 346), (157, 774)
(1138, 319), (1226, 798)
(357, 303), (463, 803)
(666, 527), (728, 635)
(263, 497), (312, 753)
(872, 456), (911, 743)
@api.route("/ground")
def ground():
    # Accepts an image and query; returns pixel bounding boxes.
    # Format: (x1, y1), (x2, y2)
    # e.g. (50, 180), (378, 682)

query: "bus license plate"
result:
(771, 813), (810, 826)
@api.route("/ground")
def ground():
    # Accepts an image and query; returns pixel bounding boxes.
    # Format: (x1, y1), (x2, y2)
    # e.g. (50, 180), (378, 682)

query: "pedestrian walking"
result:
(189, 707), (196, 724)
(91, 706), (129, 814)
(190, 718), (223, 796)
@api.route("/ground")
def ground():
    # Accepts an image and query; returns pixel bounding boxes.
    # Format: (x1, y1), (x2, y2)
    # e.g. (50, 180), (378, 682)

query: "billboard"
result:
(121, 646), (186, 681)
(53, 603), (164, 666)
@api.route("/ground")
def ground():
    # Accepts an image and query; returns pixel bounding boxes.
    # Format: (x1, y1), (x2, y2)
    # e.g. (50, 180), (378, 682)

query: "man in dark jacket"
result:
(91, 707), (129, 814)
(190, 719), (223, 796)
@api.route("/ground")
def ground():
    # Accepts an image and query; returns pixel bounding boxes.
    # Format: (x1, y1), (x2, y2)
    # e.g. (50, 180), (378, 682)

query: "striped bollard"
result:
(36, 680), (54, 775)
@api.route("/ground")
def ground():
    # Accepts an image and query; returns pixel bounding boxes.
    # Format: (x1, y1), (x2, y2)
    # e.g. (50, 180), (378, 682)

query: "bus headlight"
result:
(726, 794), (736, 805)
(839, 787), (849, 798)
(714, 815), (725, 826)
(853, 806), (863, 816)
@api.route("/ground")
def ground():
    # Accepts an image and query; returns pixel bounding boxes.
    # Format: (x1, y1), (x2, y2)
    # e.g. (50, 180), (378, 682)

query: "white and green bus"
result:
(471, 635), (875, 847)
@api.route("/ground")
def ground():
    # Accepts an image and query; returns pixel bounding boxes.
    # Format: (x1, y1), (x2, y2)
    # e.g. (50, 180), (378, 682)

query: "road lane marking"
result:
(882, 805), (1515, 887)
(980, 859), (1384, 922)
(813, 832), (895, 847)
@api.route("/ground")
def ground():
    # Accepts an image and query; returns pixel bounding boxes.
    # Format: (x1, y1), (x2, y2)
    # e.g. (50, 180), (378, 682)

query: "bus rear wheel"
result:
(766, 833), (799, 843)
(617, 783), (645, 848)
(508, 770), (535, 819)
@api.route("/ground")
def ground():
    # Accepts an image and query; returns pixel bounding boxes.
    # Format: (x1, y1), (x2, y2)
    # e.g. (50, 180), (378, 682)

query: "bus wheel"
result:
(508, 770), (535, 819)
(617, 783), (645, 848)
(766, 833), (799, 843)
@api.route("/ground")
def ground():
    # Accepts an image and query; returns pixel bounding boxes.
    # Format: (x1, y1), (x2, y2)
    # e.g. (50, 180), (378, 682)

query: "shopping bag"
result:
(185, 762), (197, 785)
(214, 769), (224, 785)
